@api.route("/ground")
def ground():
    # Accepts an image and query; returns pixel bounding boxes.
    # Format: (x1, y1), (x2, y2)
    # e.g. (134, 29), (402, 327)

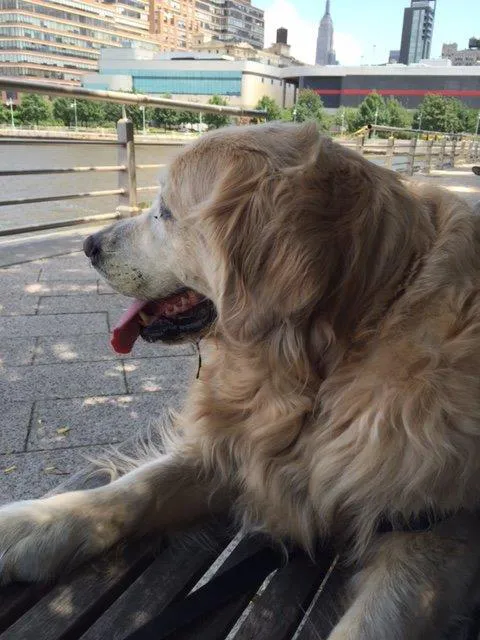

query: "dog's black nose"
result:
(83, 234), (101, 260)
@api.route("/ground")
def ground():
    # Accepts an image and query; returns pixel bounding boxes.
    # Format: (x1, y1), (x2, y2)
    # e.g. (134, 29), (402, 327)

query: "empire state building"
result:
(315, 0), (337, 65)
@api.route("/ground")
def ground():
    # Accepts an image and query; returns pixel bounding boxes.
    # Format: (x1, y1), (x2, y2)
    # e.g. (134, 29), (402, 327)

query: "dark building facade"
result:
(286, 67), (480, 110)
(399, 0), (436, 65)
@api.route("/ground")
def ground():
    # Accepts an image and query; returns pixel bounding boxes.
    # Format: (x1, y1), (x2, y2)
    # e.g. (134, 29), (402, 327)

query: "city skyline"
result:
(259, 0), (480, 66)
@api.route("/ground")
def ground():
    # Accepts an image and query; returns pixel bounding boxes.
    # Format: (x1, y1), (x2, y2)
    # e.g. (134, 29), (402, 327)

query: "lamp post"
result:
(140, 104), (146, 135)
(418, 112), (423, 132)
(476, 111), (480, 138)
(7, 98), (14, 129)
(340, 110), (345, 136)
(70, 99), (78, 130)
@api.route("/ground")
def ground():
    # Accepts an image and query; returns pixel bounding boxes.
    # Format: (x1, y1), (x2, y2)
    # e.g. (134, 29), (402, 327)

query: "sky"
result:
(253, 0), (480, 66)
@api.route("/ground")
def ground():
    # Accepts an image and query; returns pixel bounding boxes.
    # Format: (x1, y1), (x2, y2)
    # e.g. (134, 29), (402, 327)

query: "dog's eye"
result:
(161, 206), (173, 221)
(153, 201), (173, 221)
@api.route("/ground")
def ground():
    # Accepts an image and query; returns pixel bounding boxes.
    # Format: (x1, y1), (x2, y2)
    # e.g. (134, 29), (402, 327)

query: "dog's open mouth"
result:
(111, 289), (216, 354)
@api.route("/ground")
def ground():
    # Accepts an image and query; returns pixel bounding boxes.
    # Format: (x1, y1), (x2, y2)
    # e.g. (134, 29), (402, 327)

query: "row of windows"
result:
(105, 69), (243, 80)
(133, 75), (241, 95)
(1, 0), (148, 29)
(0, 52), (94, 68)
(0, 39), (99, 59)
(0, 0), (149, 36)
(0, 26), (103, 49)
(0, 14), (157, 48)
(0, 64), (81, 80)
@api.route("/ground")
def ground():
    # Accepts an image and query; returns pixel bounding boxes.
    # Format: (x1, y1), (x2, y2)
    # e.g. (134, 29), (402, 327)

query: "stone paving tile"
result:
(34, 333), (195, 364)
(0, 400), (33, 454)
(0, 295), (40, 316)
(0, 446), (101, 505)
(38, 293), (127, 315)
(0, 312), (108, 338)
(39, 256), (98, 282)
(98, 280), (118, 295)
(22, 280), (100, 297)
(1, 264), (42, 284)
(1, 338), (37, 366)
(28, 392), (185, 451)
(0, 361), (126, 401)
(124, 356), (197, 393)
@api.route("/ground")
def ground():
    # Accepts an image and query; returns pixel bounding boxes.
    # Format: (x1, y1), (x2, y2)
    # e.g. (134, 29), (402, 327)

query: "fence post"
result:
(116, 117), (139, 218)
(407, 137), (417, 175)
(466, 138), (474, 163)
(459, 137), (466, 164)
(356, 135), (365, 156)
(385, 136), (395, 170)
(424, 139), (434, 174)
(450, 136), (457, 168)
(438, 137), (447, 168)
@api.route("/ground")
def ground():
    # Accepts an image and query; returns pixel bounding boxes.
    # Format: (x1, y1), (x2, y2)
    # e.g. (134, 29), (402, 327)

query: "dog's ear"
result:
(203, 124), (433, 371)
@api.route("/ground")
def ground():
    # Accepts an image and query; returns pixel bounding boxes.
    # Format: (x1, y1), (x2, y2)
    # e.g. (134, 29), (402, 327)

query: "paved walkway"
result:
(0, 241), (197, 504)
(1, 164), (479, 505)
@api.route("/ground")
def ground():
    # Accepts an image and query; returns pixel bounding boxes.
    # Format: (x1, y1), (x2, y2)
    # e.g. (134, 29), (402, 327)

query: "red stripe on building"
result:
(313, 89), (480, 97)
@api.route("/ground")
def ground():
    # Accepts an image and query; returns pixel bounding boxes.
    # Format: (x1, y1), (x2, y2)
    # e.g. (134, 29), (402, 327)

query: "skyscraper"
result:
(315, 0), (336, 65)
(399, 0), (436, 65)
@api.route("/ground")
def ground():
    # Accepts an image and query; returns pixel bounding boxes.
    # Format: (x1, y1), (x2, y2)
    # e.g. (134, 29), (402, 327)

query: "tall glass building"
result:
(399, 0), (436, 65)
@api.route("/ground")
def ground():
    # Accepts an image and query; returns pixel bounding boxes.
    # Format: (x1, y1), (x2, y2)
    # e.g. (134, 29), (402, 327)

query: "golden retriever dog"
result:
(2, 122), (480, 638)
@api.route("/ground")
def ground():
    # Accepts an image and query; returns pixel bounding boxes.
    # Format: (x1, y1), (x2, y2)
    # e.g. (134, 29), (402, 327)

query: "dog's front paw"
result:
(0, 492), (118, 584)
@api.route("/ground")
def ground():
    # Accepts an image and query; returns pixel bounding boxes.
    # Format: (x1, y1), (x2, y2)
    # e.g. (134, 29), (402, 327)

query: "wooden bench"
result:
(1, 465), (480, 640)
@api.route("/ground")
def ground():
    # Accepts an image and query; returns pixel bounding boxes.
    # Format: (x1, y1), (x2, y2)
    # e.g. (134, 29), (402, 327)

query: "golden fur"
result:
(1, 122), (480, 637)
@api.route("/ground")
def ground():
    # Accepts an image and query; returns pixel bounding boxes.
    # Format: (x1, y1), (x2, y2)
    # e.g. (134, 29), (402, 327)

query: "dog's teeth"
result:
(139, 311), (153, 325)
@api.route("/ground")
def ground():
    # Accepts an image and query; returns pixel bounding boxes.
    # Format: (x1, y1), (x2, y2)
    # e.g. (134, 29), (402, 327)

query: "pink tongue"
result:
(111, 299), (148, 354)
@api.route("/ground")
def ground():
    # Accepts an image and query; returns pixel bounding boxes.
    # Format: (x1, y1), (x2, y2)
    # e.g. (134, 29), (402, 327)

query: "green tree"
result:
(151, 95), (179, 131)
(385, 98), (412, 129)
(17, 94), (52, 125)
(293, 90), (327, 128)
(462, 108), (480, 134)
(255, 95), (282, 121)
(0, 101), (9, 125)
(103, 102), (123, 124)
(75, 100), (105, 127)
(353, 92), (388, 130)
(203, 95), (231, 129)
(334, 107), (359, 134)
(52, 98), (73, 126)
(414, 94), (466, 133)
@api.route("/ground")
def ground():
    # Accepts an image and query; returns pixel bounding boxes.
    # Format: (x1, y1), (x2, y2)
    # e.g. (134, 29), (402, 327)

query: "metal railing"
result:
(0, 77), (266, 117)
(345, 127), (480, 175)
(0, 78), (267, 236)
(1, 78), (479, 236)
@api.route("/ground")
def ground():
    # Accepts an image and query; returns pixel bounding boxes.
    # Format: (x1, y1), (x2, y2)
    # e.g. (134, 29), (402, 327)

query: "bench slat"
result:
(174, 534), (275, 640)
(78, 525), (231, 640)
(230, 548), (337, 640)
(0, 542), (156, 640)
(294, 560), (352, 640)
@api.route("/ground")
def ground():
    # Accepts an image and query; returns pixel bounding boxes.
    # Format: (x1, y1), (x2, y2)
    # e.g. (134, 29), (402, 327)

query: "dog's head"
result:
(85, 122), (433, 362)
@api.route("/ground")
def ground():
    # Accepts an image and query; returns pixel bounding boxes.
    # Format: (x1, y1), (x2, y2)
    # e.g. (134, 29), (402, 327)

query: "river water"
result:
(0, 140), (185, 232)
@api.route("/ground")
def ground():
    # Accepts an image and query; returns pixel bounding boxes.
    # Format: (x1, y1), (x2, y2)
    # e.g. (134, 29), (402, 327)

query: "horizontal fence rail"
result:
(0, 188), (125, 207)
(0, 77), (266, 118)
(0, 75), (478, 236)
(0, 165), (125, 177)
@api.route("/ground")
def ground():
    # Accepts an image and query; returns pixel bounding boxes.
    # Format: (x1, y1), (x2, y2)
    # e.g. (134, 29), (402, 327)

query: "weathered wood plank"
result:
(294, 557), (350, 640)
(230, 548), (336, 640)
(174, 534), (275, 640)
(0, 541), (156, 640)
(78, 524), (231, 640)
